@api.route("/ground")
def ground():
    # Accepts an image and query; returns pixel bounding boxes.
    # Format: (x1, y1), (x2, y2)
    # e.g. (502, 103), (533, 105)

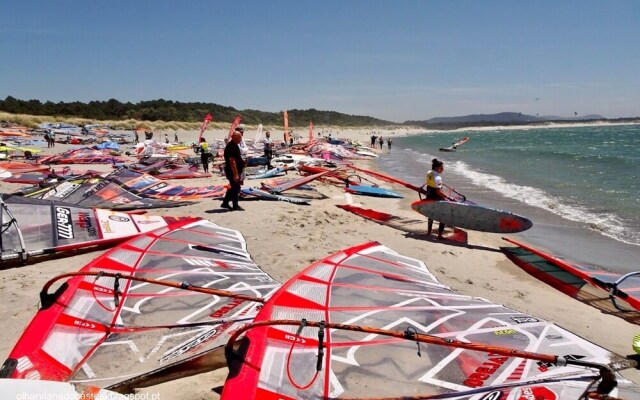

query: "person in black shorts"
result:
(221, 131), (245, 211)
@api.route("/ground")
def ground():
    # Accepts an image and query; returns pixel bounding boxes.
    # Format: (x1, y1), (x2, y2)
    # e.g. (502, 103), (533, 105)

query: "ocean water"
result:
(376, 124), (640, 273)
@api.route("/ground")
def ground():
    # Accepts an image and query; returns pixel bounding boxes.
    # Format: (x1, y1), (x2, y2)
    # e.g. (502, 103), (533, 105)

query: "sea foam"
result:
(450, 160), (638, 246)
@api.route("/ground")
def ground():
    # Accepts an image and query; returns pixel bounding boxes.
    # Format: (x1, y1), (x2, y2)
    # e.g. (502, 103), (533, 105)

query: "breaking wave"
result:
(450, 160), (638, 246)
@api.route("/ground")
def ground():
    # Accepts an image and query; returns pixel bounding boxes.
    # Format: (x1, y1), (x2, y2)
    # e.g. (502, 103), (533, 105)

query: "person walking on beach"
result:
(262, 131), (273, 169)
(370, 134), (377, 148)
(425, 158), (450, 239)
(378, 136), (384, 149)
(133, 127), (139, 144)
(387, 137), (392, 150)
(164, 133), (169, 144)
(174, 131), (179, 143)
(199, 137), (210, 173)
(221, 131), (245, 211)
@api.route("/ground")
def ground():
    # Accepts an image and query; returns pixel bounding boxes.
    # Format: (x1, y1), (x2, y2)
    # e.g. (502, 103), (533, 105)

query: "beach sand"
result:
(1, 124), (638, 399)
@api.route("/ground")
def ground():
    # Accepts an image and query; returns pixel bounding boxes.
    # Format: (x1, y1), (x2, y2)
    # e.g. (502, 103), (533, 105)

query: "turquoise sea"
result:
(376, 124), (640, 273)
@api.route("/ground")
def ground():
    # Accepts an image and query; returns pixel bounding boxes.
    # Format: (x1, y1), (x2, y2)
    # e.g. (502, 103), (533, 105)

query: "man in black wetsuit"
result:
(221, 131), (245, 211)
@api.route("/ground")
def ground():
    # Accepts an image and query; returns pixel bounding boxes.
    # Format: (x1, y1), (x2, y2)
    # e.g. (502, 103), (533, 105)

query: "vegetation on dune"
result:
(0, 96), (395, 128)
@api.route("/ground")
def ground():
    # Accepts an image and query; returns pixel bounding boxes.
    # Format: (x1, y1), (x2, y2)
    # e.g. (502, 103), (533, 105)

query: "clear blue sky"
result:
(1, 1), (639, 122)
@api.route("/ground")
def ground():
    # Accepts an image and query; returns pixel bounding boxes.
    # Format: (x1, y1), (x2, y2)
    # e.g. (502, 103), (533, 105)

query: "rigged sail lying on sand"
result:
(18, 174), (190, 210)
(222, 242), (640, 399)
(1, 219), (280, 391)
(0, 195), (182, 264)
(39, 147), (126, 164)
(110, 169), (226, 201)
(503, 237), (640, 317)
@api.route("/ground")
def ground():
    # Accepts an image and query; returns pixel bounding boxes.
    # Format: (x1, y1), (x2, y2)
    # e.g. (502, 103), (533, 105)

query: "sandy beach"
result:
(1, 124), (638, 399)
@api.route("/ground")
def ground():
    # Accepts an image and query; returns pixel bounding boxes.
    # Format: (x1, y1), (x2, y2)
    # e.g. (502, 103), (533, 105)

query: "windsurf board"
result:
(411, 199), (532, 233)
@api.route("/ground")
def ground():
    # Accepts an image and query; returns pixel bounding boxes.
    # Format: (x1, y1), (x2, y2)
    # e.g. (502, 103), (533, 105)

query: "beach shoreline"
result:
(0, 126), (638, 398)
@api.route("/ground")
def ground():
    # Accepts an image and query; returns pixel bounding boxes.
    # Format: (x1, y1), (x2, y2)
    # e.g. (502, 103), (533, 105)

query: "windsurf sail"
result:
(109, 169), (226, 201)
(20, 174), (190, 210)
(283, 110), (290, 144)
(337, 204), (469, 242)
(440, 137), (470, 152)
(1, 219), (281, 390)
(227, 115), (242, 141)
(39, 148), (126, 164)
(142, 161), (211, 180)
(240, 188), (311, 205)
(348, 165), (423, 192)
(3, 167), (99, 184)
(197, 113), (213, 143)
(0, 161), (50, 173)
(503, 237), (640, 315)
(344, 184), (403, 198)
(247, 166), (288, 180)
(254, 124), (263, 143)
(260, 171), (330, 194)
(222, 242), (640, 399)
(0, 195), (184, 264)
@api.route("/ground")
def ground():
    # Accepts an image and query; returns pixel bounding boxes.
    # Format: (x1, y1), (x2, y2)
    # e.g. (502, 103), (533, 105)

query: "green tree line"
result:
(0, 96), (395, 126)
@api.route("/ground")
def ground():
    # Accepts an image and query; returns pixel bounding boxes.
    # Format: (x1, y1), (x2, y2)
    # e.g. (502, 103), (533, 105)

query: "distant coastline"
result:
(2, 110), (639, 140)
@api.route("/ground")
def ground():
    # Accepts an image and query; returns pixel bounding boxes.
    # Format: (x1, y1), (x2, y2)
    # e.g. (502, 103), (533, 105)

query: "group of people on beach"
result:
(44, 130), (55, 148)
(213, 126), (449, 240)
(370, 134), (392, 150)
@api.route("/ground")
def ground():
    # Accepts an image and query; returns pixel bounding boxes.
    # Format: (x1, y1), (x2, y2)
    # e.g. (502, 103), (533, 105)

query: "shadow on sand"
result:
(336, 204), (501, 253)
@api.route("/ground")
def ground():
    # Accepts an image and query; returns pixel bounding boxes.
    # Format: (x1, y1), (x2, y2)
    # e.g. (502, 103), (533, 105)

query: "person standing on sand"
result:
(425, 158), (450, 240)
(199, 137), (210, 173)
(174, 131), (179, 143)
(370, 134), (376, 148)
(164, 133), (169, 144)
(262, 131), (273, 169)
(221, 131), (245, 211)
(133, 127), (139, 144)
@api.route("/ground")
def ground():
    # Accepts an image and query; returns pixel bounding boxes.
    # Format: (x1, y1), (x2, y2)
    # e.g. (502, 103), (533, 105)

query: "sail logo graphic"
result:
(480, 391), (502, 400)
(159, 328), (220, 364)
(109, 215), (131, 223)
(43, 181), (79, 199)
(511, 316), (539, 324)
(77, 211), (97, 237)
(463, 353), (508, 387)
(516, 386), (557, 400)
(55, 207), (74, 239)
(537, 354), (585, 372)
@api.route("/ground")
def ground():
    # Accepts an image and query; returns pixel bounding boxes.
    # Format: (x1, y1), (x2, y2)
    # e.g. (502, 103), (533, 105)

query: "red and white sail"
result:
(222, 242), (640, 399)
(3, 219), (280, 390)
(197, 113), (213, 143)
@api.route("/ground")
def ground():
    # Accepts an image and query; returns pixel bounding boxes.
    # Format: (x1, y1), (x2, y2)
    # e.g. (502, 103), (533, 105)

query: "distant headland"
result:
(1, 96), (638, 130)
